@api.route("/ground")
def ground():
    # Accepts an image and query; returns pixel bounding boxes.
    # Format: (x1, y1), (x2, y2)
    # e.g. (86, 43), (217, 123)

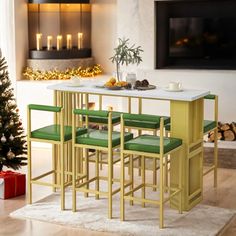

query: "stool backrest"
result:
(204, 94), (218, 123)
(27, 104), (64, 142)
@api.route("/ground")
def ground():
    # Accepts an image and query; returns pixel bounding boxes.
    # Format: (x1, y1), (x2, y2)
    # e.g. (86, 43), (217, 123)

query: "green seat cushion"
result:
(204, 94), (216, 100)
(76, 130), (133, 148)
(124, 134), (182, 154)
(204, 120), (217, 133)
(165, 123), (171, 131)
(166, 120), (217, 134)
(125, 116), (170, 129)
(87, 111), (121, 124)
(31, 125), (87, 142)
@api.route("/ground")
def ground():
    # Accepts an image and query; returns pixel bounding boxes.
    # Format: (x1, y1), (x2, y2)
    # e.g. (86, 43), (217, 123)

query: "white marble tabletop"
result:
(47, 81), (210, 102)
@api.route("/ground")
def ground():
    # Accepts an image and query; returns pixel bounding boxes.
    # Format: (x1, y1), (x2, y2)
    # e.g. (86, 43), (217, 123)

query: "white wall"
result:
(91, 0), (117, 74)
(14, 0), (28, 81)
(0, 0), (16, 88)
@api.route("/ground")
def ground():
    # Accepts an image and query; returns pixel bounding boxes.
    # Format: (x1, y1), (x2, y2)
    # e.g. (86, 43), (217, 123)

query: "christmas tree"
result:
(0, 51), (27, 171)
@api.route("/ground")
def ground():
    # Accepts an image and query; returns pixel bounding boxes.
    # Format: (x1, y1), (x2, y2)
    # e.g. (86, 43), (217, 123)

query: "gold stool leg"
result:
(120, 150), (125, 221)
(108, 148), (113, 219)
(153, 158), (157, 191)
(153, 130), (157, 191)
(95, 150), (99, 200)
(214, 128), (218, 188)
(84, 149), (89, 198)
(178, 150), (183, 214)
(52, 144), (56, 193)
(141, 156), (146, 208)
(130, 154), (134, 206)
(72, 146), (76, 212)
(60, 142), (65, 210)
(27, 139), (32, 204)
(159, 156), (164, 229)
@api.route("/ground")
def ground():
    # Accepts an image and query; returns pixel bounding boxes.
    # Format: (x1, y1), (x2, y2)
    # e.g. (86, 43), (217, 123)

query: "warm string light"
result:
(23, 65), (103, 81)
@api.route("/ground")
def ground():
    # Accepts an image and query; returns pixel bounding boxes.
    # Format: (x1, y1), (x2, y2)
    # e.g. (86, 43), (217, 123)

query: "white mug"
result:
(168, 81), (182, 90)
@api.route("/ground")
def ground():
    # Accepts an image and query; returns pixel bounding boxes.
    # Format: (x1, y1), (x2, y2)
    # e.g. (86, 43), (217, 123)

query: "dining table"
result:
(47, 80), (210, 211)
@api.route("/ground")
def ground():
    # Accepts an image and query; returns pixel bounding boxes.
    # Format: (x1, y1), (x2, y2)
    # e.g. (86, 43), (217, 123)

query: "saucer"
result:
(164, 87), (183, 92)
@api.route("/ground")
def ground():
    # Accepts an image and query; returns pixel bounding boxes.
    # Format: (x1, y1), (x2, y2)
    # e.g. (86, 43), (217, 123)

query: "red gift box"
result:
(0, 171), (26, 199)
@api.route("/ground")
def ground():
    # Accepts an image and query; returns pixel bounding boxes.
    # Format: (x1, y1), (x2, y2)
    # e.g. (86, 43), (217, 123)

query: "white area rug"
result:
(10, 190), (235, 236)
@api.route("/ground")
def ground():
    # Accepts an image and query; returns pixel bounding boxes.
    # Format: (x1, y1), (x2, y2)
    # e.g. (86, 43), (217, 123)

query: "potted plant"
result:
(109, 38), (143, 81)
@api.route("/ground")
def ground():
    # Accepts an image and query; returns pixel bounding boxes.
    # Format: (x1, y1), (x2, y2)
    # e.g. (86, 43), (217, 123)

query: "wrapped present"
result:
(0, 171), (26, 199)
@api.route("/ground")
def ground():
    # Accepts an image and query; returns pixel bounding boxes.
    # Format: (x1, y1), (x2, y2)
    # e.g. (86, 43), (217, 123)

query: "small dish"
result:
(135, 85), (156, 90)
(105, 86), (123, 90)
(164, 87), (183, 92)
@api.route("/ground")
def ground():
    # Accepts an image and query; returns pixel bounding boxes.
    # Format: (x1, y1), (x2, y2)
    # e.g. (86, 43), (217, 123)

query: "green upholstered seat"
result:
(204, 120), (217, 134)
(165, 123), (171, 131)
(124, 114), (170, 130)
(204, 94), (216, 100)
(124, 134), (182, 154)
(87, 111), (121, 124)
(165, 120), (217, 134)
(31, 125), (87, 142)
(76, 130), (133, 148)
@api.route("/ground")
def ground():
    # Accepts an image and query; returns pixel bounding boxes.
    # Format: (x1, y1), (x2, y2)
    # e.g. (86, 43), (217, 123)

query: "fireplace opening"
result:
(155, 0), (236, 69)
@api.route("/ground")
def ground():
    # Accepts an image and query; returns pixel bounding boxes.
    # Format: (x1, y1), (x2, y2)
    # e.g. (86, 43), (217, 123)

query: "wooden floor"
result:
(0, 148), (236, 236)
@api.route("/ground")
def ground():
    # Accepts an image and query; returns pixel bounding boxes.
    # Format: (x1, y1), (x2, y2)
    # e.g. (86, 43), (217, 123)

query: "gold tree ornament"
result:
(1, 134), (6, 143)
(9, 134), (14, 141)
(7, 149), (15, 159)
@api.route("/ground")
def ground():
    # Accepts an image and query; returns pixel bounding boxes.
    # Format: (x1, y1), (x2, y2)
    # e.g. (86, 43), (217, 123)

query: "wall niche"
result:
(27, 0), (94, 72)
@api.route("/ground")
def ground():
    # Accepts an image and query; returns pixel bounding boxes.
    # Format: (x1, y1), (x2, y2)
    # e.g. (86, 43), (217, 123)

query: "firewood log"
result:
(223, 130), (236, 141)
(231, 122), (236, 134)
(208, 130), (223, 142)
(221, 123), (231, 131)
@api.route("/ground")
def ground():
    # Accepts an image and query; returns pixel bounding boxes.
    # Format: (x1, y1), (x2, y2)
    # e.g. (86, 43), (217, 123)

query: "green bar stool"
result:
(120, 113), (182, 229)
(123, 113), (170, 190)
(71, 109), (133, 219)
(165, 94), (218, 187)
(27, 104), (87, 210)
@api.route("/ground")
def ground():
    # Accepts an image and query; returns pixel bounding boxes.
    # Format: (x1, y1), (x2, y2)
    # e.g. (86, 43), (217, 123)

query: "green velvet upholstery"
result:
(76, 130), (133, 148)
(204, 120), (217, 134)
(28, 104), (62, 112)
(124, 134), (182, 154)
(165, 120), (217, 134)
(204, 94), (216, 100)
(74, 109), (109, 117)
(87, 111), (121, 124)
(165, 123), (171, 131)
(124, 115), (170, 129)
(31, 125), (87, 142)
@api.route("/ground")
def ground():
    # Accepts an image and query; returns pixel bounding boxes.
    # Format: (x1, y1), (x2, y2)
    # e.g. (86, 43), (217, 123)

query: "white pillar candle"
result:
(77, 32), (83, 49)
(47, 35), (53, 50)
(36, 33), (42, 50)
(66, 34), (72, 50)
(57, 35), (63, 51)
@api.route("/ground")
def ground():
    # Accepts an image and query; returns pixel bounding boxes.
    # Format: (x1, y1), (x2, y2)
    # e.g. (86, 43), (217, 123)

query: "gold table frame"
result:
(50, 85), (207, 211)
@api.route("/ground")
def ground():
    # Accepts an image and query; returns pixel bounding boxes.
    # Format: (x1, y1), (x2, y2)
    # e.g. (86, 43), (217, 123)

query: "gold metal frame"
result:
(72, 108), (121, 219)
(27, 105), (69, 210)
(120, 115), (182, 229)
(203, 95), (218, 187)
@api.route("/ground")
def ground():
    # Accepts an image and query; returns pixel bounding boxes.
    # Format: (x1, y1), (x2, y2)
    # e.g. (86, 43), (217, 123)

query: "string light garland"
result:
(23, 64), (103, 81)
